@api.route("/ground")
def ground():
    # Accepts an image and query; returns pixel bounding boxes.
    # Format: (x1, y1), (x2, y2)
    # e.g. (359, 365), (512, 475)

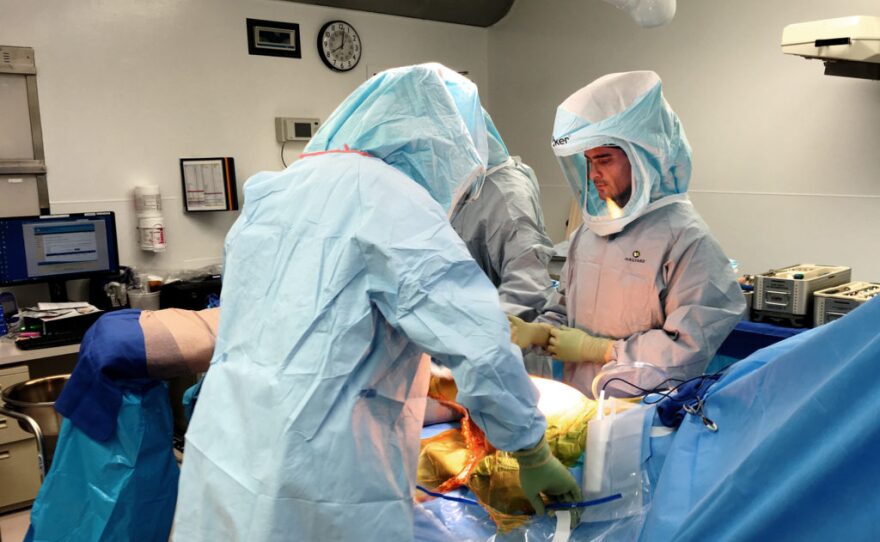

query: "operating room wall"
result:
(487, 0), (880, 280)
(0, 0), (488, 281)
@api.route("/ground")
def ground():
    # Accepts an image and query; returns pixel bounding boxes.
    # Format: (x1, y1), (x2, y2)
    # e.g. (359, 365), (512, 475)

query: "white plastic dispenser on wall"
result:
(134, 184), (166, 252)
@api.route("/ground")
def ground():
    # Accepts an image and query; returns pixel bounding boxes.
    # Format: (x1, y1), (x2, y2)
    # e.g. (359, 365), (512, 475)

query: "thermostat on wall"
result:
(275, 117), (320, 142)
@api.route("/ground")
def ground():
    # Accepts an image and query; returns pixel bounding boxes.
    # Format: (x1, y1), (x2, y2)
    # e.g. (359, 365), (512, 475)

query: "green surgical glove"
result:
(514, 436), (583, 526)
(547, 326), (613, 363)
(507, 315), (551, 349)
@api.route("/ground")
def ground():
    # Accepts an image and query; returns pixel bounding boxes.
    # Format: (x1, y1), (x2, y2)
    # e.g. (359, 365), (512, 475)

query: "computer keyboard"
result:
(15, 332), (82, 350)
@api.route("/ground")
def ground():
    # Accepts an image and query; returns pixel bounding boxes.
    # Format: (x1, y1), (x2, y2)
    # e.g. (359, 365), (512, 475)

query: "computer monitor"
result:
(0, 212), (120, 294)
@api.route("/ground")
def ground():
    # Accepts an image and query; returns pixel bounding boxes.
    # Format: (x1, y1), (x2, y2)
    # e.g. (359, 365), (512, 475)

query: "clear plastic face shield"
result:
(556, 140), (643, 224)
(435, 67), (488, 215)
(482, 109), (512, 172)
(448, 163), (487, 217)
(445, 107), (487, 215)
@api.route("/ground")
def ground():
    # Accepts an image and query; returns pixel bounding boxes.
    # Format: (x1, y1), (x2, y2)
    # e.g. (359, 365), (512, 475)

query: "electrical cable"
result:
(599, 372), (725, 431)
(281, 140), (289, 167)
(600, 371), (724, 405)
(599, 376), (684, 400)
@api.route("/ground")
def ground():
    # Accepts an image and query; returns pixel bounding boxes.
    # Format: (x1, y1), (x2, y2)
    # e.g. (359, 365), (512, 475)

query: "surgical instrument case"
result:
(752, 264), (851, 327)
(813, 281), (880, 326)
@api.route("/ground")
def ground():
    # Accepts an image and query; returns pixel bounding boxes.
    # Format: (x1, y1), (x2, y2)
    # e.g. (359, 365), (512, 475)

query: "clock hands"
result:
(334, 30), (346, 53)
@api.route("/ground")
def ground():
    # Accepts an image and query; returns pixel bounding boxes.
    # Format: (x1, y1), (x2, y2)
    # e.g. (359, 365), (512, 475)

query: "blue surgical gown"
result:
(172, 152), (546, 541)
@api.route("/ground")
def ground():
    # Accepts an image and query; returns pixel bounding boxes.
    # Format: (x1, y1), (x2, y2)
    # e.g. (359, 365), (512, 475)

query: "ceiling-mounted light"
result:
(604, 0), (676, 28)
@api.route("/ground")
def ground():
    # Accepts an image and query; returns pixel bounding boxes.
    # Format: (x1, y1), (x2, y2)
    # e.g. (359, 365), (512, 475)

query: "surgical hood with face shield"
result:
(552, 71), (692, 237)
(304, 63), (488, 212)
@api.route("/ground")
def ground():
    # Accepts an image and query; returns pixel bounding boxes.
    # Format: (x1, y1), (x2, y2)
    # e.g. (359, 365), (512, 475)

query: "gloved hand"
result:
(507, 315), (551, 349)
(547, 326), (613, 363)
(514, 436), (583, 526)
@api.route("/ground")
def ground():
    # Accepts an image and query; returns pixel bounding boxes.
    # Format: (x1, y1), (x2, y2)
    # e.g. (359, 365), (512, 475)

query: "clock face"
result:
(318, 20), (361, 72)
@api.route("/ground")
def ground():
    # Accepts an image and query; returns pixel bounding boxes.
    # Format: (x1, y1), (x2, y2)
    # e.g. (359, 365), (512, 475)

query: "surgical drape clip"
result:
(683, 397), (718, 432)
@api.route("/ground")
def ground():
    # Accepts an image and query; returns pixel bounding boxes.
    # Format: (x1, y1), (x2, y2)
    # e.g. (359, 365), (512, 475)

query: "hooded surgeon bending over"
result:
(172, 63), (582, 542)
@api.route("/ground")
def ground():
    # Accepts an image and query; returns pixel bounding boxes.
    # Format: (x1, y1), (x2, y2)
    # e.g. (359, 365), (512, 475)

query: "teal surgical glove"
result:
(508, 315), (552, 349)
(513, 436), (583, 526)
(547, 326), (613, 363)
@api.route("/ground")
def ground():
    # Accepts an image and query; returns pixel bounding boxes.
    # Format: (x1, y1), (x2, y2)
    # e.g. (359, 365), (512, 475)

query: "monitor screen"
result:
(0, 212), (120, 286)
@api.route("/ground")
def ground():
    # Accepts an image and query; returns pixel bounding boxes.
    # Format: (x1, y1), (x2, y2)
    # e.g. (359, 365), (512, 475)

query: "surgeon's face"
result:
(585, 147), (632, 208)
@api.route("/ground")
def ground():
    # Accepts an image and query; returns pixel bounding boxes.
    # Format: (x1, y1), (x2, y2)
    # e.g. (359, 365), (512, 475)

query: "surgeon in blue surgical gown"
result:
(172, 64), (581, 542)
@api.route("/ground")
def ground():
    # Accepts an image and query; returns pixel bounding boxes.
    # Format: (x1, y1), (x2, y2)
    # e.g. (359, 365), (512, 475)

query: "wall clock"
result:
(318, 20), (361, 72)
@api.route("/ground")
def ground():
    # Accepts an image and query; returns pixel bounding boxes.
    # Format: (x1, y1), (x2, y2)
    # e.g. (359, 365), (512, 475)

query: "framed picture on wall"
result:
(179, 157), (239, 212)
(246, 18), (302, 58)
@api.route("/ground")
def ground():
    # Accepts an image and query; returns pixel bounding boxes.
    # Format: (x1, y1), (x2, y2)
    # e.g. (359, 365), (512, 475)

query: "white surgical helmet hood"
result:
(552, 71), (692, 236)
(305, 63), (488, 211)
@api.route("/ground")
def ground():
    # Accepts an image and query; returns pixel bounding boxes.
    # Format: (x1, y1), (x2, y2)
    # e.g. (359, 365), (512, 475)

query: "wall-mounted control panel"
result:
(275, 117), (320, 142)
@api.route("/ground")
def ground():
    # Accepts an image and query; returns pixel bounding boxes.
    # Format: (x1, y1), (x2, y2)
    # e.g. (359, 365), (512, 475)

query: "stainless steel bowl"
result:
(2, 374), (70, 465)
